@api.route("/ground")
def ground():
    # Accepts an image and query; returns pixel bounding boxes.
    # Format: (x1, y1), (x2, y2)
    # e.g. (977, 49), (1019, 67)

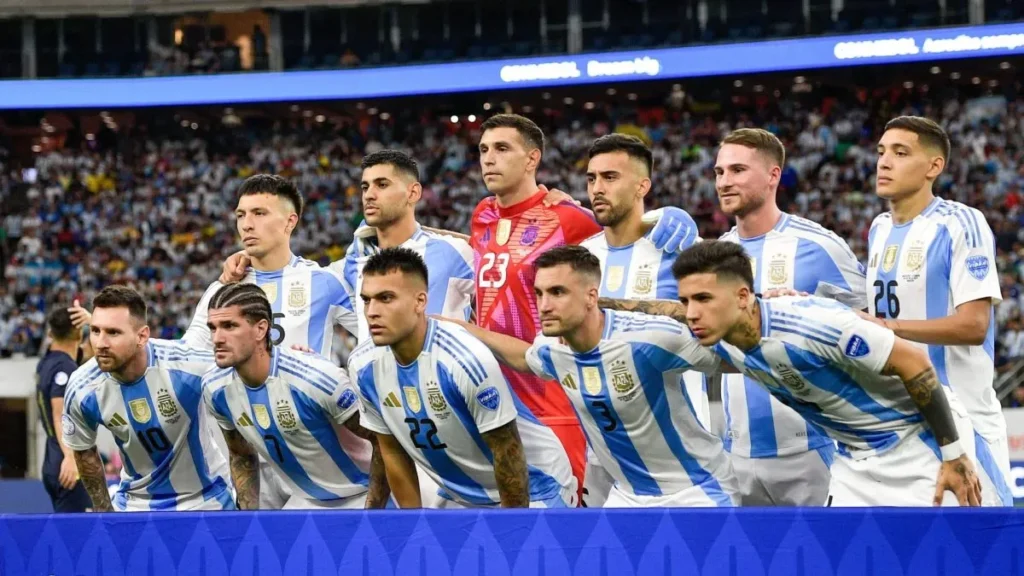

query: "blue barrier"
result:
(1, 508), (1023, 575)
(0, 22), (1021, 109)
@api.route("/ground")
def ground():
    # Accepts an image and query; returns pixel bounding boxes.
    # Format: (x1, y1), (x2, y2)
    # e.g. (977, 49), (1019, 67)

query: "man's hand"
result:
(762, 288), (809, 299)
(643, 207), (698, 253)
(935, 455), (983, 506)
(58, 455), (79, 490)
(539, 184), (582, 207)
(855, 309), (889, 329)
(219, 251), (251, 284)
(429, 314), (472, 330)
(290, 343), (315, 354)
(67, 299), (92, 330)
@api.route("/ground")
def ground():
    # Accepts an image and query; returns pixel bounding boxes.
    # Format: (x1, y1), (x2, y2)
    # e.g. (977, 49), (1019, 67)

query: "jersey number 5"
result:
(270, 312), (286, 345)
(478, 253), (510, 289)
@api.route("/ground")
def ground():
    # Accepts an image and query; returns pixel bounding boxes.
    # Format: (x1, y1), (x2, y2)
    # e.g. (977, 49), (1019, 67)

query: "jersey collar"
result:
(269, 346), (281, 378)
(496, 189), (546, 219)
(758, 298), (772, 339)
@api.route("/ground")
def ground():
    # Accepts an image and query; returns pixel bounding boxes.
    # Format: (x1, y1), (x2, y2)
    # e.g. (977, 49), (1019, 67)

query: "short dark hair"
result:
(588, 134), (653, 175)
(534, 245), (602, 283)
(208, 283), (273, 351)
(362, 247), (429, 286)
(884, 115), (951, 161)
(93, 285), (148, 323)
(47, 307), (78, 342)
(480, 113), (545, 154)
(237, 174), (304, 219)
(671, 241), (754, 290)
(361, 149), (420, 182)
(721, 128), (786, 168)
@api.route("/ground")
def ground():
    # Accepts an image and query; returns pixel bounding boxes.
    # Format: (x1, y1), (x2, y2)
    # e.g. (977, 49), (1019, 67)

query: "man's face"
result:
(208, 306), (267, 369)
(534, 264), (594, 337)
(714, 144), (777, 217)
(676, 272), (745, 346)
(587, 151), (649, 228)
(875, 128), (944, 201)
(361, 164), (418, 228)
(90, 307), (146, 374)
(235, 193), (296, 259)
(478, 127), (537, 195)
(361, 270), (427, 347)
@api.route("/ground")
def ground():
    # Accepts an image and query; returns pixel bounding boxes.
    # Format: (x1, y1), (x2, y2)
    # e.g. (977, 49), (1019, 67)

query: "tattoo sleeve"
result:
(899, 366), (960, 446)
(480, 421), (530, 507)
(364, 435), (391, 509)
(222, 429), (260, 510)
(73, 448), (113, 512)
(598, 297), (689, 324)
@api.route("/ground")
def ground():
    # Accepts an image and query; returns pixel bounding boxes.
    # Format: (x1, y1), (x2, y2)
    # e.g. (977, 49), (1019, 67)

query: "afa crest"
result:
(253, 404), (271, 429)
(403, 386), (422, 413)
(128, 398), (152, 424)
(881, 245), (899, 273)
(768, 255), (788, 285)
(276, 399), (298, 431)
(904, 244), (924, 272)
(496, 219), (512, 246)
(156, 388), (179, 420)
(288, 283), (307, 310)
(425, 381), (449, 418)
(521, 224), (539, 246)
(633, 266), (653, 295)
(609, 360), (635, 394)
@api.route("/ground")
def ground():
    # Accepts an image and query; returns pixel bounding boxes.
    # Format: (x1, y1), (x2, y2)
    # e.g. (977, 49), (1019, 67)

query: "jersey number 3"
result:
(478, 253), (510, 289)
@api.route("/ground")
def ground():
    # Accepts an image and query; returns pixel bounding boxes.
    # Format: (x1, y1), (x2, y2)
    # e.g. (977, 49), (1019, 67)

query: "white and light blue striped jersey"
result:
(719, 213), (867, 458)
(331, 225), (475, 343)
(525, 310), (734, 503)
(202, 347), (371, 501)
(867, 198), (1004, 444)
(348, 318), (573, 507)
(186, 254), (356, 357)
(581, 228), (710, 429)
(62, 339), (233, 511)
(713, 296), (933, 460)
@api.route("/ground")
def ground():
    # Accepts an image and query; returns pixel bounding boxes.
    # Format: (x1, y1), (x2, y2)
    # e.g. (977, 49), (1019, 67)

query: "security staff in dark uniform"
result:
(36, 308), (91, 512)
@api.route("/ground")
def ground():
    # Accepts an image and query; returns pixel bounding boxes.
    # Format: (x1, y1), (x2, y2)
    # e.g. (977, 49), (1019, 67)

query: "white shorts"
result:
(283, 491), (368, 510)
(581, 449), (614, 508)
(417, 464), (444, 509)
(113, 482), (237, 512)
(434, 482), (578, 510)
(827, 412), (1012, 507)
(604, 482), (736, 508)
(731, 444), (833, 506)
(979, 429), (1012, 493)
(258, 457), (291, 510)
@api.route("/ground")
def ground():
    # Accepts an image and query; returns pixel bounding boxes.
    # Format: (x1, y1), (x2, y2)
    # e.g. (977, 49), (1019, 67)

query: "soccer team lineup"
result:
(49, 111), (1012, 513)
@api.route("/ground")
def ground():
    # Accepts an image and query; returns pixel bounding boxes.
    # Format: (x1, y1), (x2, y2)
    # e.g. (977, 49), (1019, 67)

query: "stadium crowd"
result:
(2, 83), (1023, 393)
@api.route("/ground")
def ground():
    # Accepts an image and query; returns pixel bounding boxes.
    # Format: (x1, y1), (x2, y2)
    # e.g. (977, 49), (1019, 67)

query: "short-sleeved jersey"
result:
(36, 350), (78, 474)
(719, 213), (866, 458)
(349, 318), (574, 506)
(713, 297), (934, 460)
(330, 224), (475, 343)
(186, 254), (355, 357)
(62, 340), (233, 511)
(526, 310), (732, 501)
(202, 347), (370, 501)
(471, 190), (602, 426)
(867, 197), (1004, 443)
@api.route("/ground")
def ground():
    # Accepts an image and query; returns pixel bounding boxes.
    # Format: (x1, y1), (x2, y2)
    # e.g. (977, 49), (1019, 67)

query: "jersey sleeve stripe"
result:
(770, 311), (843, 338)
(277, 357), (338, 395)
(202, 368), (235, 389)
(769, 317), (842, 345)
(786, 220), (853, 255)
(435, 330), (488, 383)
(436, 341), (484, 387)
(771, 325), (839, 347)
(278, 365), (334, 396)
(950, 209), (976, 248)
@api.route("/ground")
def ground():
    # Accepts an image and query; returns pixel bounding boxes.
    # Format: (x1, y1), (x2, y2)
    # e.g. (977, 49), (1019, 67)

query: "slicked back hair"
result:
(884, 115), (951, 162)
(721, 128), (786, 168)
(361, 149), (421, 182)
(480, 113), (545, 154)
(588, 133), (653, 175)
(237, 174), (304, 221)
(208, 283), (274, 351)
(534, 245), (602, 285)
(362, 247), (429, 287)
(93, 285), (148, 325)
(671, 240), (755, 290)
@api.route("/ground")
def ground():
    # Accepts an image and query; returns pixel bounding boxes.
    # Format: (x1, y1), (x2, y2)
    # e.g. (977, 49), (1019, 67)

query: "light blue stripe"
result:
(435, 331), (487, 384)
(278, 353), (339, 389)
(974, 431), (1012, 506)
(721, 379), (734, 453)
(536, 345), (559, 381)
(277, 361), (336, 396)
(634, 346), (731, 504)
(966, 209), (982, 248)
(168, 369), (222, 502)
(769, 318), (841, 343)
(600, 244), (634, 299)
(290, 387), (369, 487)
(203, 369), (235, 388)
(770, 325), (839, 347)
(118, 378), (178, 507)
(769, 311), (843, 338)
(436, 341), (484, 388)
(355, 365), (383, 416)
(243, 385), (340, 501)
(788, 220), (850, 254)
(576, 357), (661, 496)
(655, 249), (678, 299)
(402, 363), (494, 505)
(925, 227), (952, 388)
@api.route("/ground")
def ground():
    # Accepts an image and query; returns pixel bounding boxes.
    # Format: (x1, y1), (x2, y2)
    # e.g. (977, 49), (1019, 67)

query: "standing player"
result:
(201, 284), (378, 509)
(349, 248), (577, 508)
(62, 286), (234, 511)
(579, 134), (704, 506)
(37, 308), (91, 512)
(453, 246), (737, 507)
(867, 116), (1011, 495)
(674, 241), (1007, 507)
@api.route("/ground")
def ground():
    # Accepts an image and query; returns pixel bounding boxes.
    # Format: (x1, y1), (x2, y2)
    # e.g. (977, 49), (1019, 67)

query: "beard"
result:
(595, 201), (634, 227)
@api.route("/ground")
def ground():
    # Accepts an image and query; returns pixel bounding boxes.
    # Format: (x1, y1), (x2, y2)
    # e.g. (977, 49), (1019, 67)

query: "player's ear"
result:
(925, 154), (945, 181)
(137, 324), (150, 346)
(526, 147), (542, 173)
(636, 176), (652, 201)
(256, 318), (270, 343)
(408, 181), (423, 206)
(284, 211), (299, 235)
(415, 290), (428, 314)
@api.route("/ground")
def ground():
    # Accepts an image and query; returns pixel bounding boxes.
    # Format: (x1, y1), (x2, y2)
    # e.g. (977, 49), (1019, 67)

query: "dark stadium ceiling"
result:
(0, 0), (434, 18)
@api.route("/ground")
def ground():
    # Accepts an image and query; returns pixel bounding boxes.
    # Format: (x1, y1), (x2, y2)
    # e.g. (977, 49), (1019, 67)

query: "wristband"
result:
(940, 440), (964, 462)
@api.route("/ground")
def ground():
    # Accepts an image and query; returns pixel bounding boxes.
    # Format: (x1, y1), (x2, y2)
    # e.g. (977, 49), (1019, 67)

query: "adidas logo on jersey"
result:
(108, 413), (128, 427)
(237, 413), (254, 427)
(561, 374), (578, 391)
(383, 392), (402, 408)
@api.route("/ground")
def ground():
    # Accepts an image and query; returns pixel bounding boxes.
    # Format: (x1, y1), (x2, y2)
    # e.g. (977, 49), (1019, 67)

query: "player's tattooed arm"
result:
(222, 429), (260, 510)
(881, 338), (959, 445)
(597, 297), (689, 325)
(364, 434), (392, 509)
(74, 448), (113, 512)
(481, 421), (530, 508)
